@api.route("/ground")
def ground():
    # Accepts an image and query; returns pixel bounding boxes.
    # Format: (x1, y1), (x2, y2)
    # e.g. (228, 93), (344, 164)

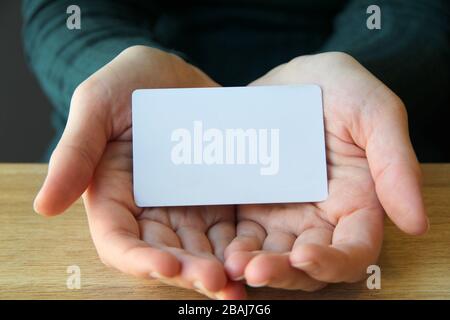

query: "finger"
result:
(217, 280), (248, 300)
(99, 230), (181, 278)
(84, 190), (181, 278)
(292, 227), (333, 247)
(177, 226), (213, 255)
(244, 253), (325, 291)
(208, 221), (236, 261)
(152, 247), (245, 300)
(139, 213), (238, 298)
(151, 247), (246, 300)
(290, 208), (384, 283)
(262, 230), (296, 252)
(34, 79), (111, 216)
(162, 247), (229, 293)
(85, 188), (230, 298)
(225, 220), (266, 257)
(138, 219), (182, 248)
(245, 227), (326, 290)
(362, 93), (428, 235)
(224, 220), (266, 281)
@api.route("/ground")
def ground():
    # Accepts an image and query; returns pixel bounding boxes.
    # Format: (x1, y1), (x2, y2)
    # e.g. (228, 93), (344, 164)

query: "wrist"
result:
(123, 45), (218, 88)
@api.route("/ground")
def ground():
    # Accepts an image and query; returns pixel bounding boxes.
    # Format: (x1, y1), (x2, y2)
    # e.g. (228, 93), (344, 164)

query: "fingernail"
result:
(150, 271), (167, 279)
(215, 292), (226, 300)
(193, 280), (205, 290)
(232, 275), (245, 281)
(33, 196), (40, 214)
(193, 280), (207, 291)
(247, 281), (268, 288)
(193, 281), (218, 299)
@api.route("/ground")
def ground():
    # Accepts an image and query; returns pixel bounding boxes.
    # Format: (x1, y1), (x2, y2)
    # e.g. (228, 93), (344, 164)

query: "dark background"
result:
(0, 1), (54, 162)
(1, 1), (448, 163)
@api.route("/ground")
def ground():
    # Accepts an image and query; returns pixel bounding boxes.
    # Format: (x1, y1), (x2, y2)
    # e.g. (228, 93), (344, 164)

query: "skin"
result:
(225, 53), (427, 289)
(33, 46), (428, 298)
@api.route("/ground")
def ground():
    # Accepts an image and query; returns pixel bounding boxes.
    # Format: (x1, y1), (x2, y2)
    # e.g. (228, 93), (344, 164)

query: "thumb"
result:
(34, 80), (111, 216)
(363, 90), (428, 235)
(34, 46), (220, 216)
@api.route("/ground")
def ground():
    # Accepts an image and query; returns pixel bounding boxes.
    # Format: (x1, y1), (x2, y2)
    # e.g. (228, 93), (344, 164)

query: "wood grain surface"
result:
(0, 163), (449, 299)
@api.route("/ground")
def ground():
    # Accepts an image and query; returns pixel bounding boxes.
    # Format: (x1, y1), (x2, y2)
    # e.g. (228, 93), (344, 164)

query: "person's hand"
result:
(33, 45), (245, 299)
(85, 141), (244, 299)
(224, 52), (428, 290)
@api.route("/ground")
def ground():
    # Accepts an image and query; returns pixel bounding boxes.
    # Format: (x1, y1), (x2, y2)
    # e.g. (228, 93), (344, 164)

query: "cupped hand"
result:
(224, 52), (428, 290)
(33, 45), (245, 299)
(84, 141), (244, 299)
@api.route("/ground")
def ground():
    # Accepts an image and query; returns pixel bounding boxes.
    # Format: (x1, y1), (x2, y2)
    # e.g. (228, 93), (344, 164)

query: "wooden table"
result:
(0, 163), (449, 299)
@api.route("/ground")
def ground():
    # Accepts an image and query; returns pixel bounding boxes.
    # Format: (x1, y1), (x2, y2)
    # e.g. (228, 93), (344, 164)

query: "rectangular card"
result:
(132, 85), (327, 207)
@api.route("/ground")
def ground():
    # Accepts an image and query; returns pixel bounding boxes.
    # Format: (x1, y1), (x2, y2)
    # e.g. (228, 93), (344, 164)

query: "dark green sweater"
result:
(22, 0), (449, 161)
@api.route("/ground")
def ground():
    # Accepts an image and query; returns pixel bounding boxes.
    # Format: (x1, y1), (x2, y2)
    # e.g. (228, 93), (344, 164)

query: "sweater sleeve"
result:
(318, 0), (449, 161)
(22, 0), (181, 122)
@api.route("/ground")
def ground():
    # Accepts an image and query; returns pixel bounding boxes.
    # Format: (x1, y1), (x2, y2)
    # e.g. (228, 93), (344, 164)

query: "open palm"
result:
(84, 141), (244, 299)
(34, 47), (427, 298)
(225, 128), (383, 290)
(33, 46), (245, 299)
(224, 52), (427, 290)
